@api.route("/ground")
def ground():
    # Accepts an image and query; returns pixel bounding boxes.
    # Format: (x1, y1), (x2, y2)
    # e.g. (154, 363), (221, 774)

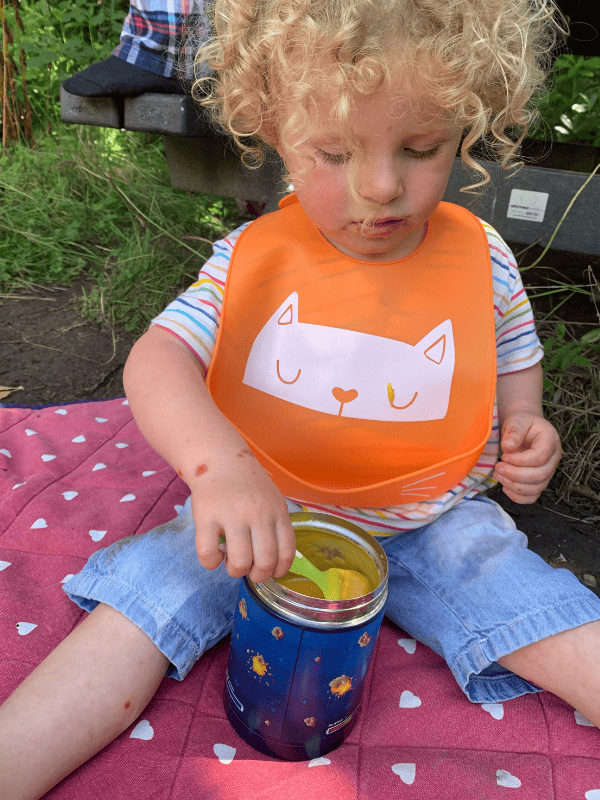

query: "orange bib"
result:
(206, 196), (496, 506)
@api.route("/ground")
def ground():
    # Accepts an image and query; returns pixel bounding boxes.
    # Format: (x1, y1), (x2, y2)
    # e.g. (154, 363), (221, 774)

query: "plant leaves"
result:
(581, 329), (600, 346)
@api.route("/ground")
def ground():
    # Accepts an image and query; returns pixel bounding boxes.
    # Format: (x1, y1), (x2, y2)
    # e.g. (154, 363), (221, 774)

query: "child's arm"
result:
(493, 362), (562, 503)
(122, 325), (296, 583)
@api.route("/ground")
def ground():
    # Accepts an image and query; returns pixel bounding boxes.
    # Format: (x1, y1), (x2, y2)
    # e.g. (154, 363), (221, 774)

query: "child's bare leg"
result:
(0, 602), (169, 800)
(498, 619), (600, 727)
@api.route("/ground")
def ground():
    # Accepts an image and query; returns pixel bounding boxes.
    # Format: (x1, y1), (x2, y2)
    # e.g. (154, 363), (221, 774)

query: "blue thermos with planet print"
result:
(225, 513), (388, 761)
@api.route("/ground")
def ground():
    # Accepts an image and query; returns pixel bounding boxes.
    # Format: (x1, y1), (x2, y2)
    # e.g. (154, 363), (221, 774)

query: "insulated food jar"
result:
(225, 512), (388, 760)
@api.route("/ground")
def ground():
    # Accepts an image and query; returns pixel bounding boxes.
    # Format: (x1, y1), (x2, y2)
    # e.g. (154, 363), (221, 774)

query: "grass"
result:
(0, 122), (598, 512)
(0, 122), (244, 333)
(520, 264), (600, 521)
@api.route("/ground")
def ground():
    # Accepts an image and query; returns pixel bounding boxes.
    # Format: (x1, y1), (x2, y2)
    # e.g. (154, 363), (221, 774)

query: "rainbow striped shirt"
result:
(152, 219), (543, 535)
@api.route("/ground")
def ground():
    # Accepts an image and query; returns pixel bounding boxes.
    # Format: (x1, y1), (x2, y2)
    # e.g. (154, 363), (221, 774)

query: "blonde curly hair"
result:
(192, 0), (565, 211)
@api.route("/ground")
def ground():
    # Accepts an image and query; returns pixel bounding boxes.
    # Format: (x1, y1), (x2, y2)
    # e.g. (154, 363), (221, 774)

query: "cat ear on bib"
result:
(416, 319), (454, 365)
(273, 292), (299, 326)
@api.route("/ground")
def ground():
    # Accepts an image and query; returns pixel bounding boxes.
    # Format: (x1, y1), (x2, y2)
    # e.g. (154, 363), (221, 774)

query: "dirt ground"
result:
(1, 273), (599, 597)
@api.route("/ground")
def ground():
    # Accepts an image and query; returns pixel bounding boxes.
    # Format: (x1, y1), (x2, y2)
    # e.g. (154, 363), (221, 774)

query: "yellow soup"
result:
(275, 526), (378, 600)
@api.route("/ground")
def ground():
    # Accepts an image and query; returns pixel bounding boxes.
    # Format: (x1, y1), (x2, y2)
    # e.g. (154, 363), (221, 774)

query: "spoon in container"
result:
(289, 550), (370, 601)
(218, 537), (369, 600)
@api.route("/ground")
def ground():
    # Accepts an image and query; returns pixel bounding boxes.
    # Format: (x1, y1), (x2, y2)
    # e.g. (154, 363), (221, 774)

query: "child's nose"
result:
(358, 157), (404, 205)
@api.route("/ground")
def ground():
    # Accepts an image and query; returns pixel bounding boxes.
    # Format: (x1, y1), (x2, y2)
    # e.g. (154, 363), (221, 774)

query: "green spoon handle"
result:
(289, 550), (328, 594)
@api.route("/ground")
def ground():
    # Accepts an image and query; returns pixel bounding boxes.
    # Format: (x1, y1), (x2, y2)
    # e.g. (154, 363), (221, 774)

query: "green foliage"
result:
(4, 2), (600, 145)
(4, 0), (127, 131)
(537, 313), (600, 503)
(0, 123), (243, 334)
(542, 322), (600, 393)
(531, 54), (600, 145)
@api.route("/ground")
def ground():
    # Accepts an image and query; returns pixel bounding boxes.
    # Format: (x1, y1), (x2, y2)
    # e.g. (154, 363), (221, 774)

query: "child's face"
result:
(279, 85), (462, 262)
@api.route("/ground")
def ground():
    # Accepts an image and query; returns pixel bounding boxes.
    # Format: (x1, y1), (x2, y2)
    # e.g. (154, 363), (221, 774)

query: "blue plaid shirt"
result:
(113, 0), (210, 79)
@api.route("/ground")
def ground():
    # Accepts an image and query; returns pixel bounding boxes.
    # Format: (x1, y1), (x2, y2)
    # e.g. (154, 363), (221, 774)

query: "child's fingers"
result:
(195, 521), (226, 571)
(493, 463), (554, 503)
(499, 425), (527, 454)
(494, 460), (555, 486)
(247, 522), (280, 584)
(500, 484), (542, 504)
(495, 474), (548, 503)
(500, 418), (561, 468)
(221, 524), (254, 578)
(500, 440), (561, 468)
(272, 516), (297, 579)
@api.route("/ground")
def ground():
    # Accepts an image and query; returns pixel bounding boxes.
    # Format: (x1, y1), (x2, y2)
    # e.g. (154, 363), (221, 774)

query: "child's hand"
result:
(492, 412), (562, 504)
(189, 453), (296, 584)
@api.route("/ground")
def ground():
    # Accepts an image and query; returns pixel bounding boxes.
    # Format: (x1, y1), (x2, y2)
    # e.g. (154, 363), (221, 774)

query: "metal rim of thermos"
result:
(248, 512), (388, 629)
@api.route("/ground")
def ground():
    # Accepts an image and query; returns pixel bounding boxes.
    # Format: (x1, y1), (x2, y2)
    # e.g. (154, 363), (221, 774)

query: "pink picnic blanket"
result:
(2, 397), (600, 799)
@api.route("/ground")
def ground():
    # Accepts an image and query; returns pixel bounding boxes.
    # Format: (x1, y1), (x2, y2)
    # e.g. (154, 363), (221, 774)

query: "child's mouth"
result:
(352, 218), (404, 237)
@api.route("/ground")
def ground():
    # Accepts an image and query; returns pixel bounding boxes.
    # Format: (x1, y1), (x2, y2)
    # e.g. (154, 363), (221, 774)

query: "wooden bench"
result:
(60, 88), (600, 254)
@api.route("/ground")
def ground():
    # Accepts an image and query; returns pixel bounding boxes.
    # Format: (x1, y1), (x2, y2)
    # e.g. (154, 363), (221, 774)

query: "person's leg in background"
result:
(62, 0), (210, 97)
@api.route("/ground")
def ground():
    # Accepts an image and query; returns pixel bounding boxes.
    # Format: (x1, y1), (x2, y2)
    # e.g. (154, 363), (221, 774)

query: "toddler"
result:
(3, 2), (600, 799)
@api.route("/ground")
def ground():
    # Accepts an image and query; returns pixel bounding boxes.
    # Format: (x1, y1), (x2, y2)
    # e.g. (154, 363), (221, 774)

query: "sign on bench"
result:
(61, 88), (600, 254)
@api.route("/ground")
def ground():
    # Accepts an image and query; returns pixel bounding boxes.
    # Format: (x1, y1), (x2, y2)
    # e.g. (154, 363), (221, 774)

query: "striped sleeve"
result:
(482, 221), (544, 375)
(150, 222), (251, 376)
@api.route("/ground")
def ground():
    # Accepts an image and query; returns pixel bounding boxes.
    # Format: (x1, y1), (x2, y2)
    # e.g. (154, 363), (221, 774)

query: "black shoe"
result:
(62, 56), (187, 98)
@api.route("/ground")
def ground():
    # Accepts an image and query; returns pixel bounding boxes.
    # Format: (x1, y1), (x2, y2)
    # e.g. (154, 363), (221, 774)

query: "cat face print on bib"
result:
(243, 293), (455, 422)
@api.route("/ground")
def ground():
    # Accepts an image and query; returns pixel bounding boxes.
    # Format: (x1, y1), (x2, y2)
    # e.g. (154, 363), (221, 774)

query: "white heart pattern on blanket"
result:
(0, 449), (11, 458)
(25, 429), (37, 436)
(41, 454), (56, 462)
(0, 561), (11, 571)
(130, 720), (154, 740)
(213, 744), (236, 764)
(16, 622), (37, 635)
(575, 710), (595, 726)
(13, 483), (26, 489)
(95, 417), (108, 423)
(72, 435), (86, 443)
(392, 763), (416, 784)
(174, 504), (184, 515)
(142, 471), (156, 477)
(31, 518), (47, 529)
(585, 791), (600, 799)
(54, 409), (67, 415)
(397, 638), (417, 654)
(92, 463), (106, 471)
(482, 703), (504, 720)
(115, 443), (129, 449)
(496, 769), (521, 788)
(308, 757), (331, 767)
(399, 691), (421, 708)
(120, 494), (136, 502)
(62, 491), (78, 501)
(89, 530), (107, 542)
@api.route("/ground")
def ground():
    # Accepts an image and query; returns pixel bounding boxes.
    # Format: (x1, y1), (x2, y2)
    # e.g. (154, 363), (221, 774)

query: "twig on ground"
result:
(571, 485), (600, 505)
(0, 294), (57, 301)
(20, 335), (116, 366)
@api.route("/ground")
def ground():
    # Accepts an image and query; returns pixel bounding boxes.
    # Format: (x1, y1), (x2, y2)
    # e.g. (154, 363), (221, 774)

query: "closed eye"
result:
(404, 145), (441, 160)
(387, 383), (418, 409)
(276, 360), (301, 384)
(315, 148), (352, 166)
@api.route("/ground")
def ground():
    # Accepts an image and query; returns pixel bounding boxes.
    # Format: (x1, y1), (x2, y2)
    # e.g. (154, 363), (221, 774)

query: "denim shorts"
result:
(64, 494), (600, 704)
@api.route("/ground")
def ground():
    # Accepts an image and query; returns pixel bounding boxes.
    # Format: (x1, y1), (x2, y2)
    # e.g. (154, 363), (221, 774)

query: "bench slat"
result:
(60, 89), (600, 254)
(443, 159), (600, 255)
